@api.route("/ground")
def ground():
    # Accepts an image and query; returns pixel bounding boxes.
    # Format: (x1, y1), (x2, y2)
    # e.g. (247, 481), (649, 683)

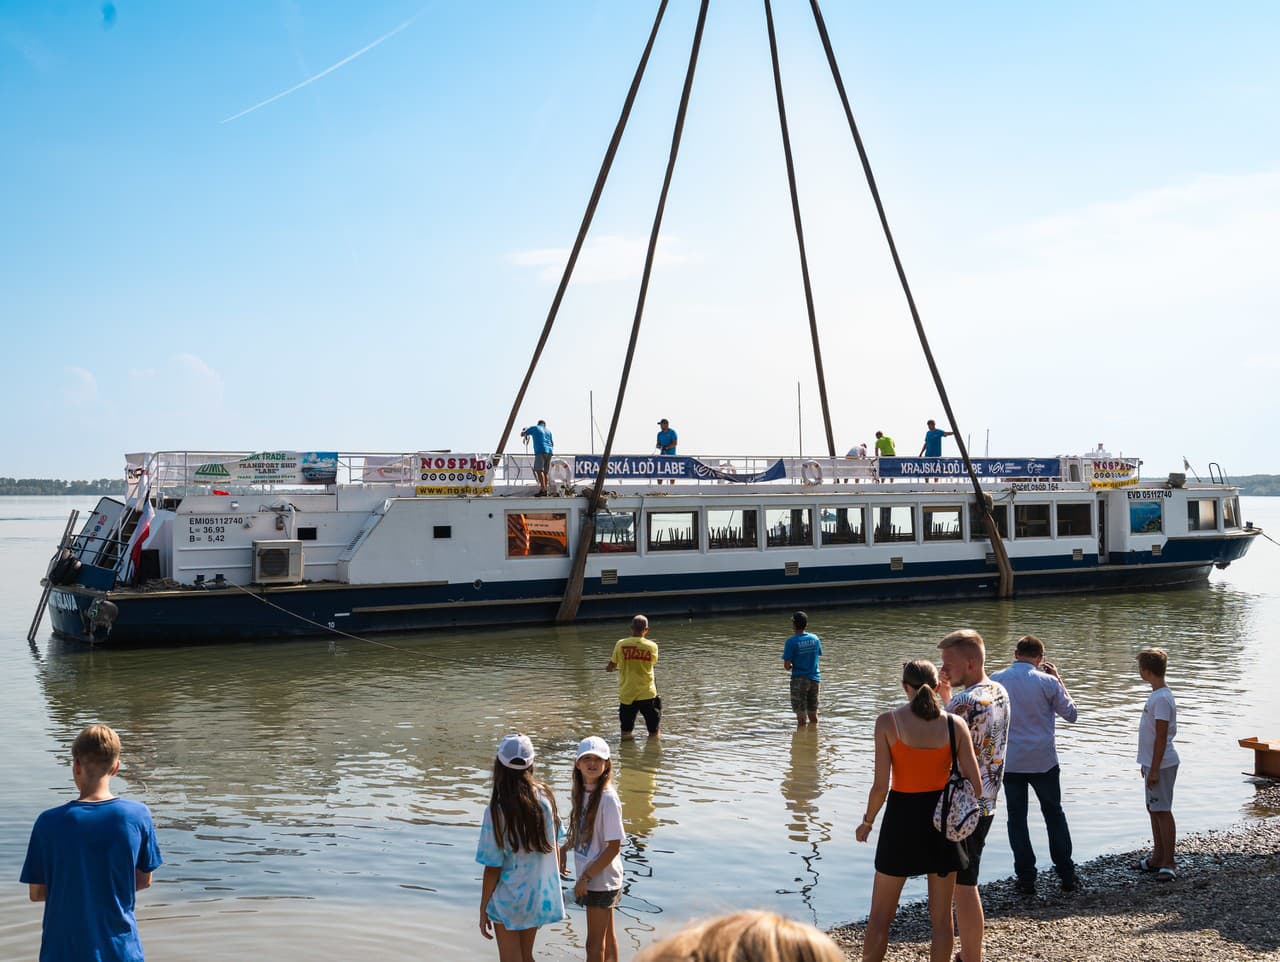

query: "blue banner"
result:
(572, 456), (786, 484)
(877, 457), (1062, 479)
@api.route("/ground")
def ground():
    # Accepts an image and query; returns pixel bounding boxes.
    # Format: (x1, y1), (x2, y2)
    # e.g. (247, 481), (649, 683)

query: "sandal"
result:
(1134, 857), (1156, 872)
(1156, 867), (1177, 882)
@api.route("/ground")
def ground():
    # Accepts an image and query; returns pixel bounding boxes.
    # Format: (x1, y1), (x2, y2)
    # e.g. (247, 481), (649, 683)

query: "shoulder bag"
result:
(933, 715), (982, 842)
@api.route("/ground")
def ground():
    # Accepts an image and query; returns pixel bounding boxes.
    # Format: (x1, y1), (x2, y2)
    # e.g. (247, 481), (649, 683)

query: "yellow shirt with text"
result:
(611, 637), (659, 704)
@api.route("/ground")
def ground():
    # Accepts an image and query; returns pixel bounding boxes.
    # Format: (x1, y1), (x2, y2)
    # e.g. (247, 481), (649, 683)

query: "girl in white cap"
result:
(562, 735), (625, 962)
(477, 733), (566, 961)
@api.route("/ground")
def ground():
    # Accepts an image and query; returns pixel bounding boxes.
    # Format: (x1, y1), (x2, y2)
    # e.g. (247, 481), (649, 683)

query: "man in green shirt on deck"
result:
(874, 431), (895, 457)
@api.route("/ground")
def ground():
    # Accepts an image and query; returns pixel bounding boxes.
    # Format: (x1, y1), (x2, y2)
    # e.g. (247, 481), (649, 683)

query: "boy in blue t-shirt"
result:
(21, 725), (163, 962)
(781, 611), (823, 727)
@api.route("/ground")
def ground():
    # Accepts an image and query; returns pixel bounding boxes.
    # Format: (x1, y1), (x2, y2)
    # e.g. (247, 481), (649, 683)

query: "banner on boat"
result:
(361, 454), (416, 483)
(877, 457), (1061, 479)
(415, 453), (494, 495)
(572, 456), (786, 484)
(1089, 459), (1140, 489)
(190, 451), (338, 485)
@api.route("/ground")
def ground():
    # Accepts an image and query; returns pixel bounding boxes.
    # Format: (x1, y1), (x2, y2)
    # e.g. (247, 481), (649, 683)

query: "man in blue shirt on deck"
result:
(782, 611), (822, 727)
(919, 419), (954, 457)
(521, 419), (554, 496)
(990, 635), (1079, 894)
(655, 419), (678, 455)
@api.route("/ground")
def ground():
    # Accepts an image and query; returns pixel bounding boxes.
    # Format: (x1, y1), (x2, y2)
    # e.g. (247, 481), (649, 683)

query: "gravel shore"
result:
(829, 781), (1280, 962)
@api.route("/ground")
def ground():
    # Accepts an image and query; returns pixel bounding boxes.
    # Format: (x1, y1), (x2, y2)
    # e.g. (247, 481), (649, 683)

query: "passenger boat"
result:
(33, 448), (1260, 645)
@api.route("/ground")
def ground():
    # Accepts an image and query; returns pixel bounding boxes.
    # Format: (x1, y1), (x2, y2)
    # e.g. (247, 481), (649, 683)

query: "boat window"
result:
(821, 506), (865, 546)
(1187, 499), (1218, 531)
(1055, 503), (1092, 536)
(1128, 500), (1162, 535)
(1014, 504), (1051, 539)
(433, 525), (452, 539)
(766, 508), (813, 548)
(647, 511), (700, 552)
(872, 505), (916, 544)
(297, 526), (318, 541)
(923, 505), (962, 542)
(969, 503), (1009, 541)
(1224, 497), (1240, 529)
(590, 511), (637, 554)
(506, 512), (568, 558)
(708, 508), (759, 549)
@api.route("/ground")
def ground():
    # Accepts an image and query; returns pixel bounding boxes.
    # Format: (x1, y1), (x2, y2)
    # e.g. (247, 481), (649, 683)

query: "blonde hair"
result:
(937, 628), (985, 665)
(1137, 647), (1168, 678)
(72, 725), (121, 776)
(634, 911), (843, 962)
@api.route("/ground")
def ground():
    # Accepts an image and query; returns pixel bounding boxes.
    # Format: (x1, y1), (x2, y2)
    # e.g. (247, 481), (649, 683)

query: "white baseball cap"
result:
(576, 735), (610, 761)
(496, 733), (536, 769)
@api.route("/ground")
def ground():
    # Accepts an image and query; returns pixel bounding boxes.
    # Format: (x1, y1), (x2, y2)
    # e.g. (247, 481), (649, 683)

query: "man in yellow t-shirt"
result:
(606, 615), (661, 740)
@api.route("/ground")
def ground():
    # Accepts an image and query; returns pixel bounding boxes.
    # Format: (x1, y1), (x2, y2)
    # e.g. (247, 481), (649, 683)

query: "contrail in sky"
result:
(221, 10), (424, 124)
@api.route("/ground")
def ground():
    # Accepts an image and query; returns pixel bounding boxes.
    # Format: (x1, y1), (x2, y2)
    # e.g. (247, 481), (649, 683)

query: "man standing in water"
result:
(781, 611), (822, 727)
(606, 615), (660, 740)
(937, 629), (1010, 962)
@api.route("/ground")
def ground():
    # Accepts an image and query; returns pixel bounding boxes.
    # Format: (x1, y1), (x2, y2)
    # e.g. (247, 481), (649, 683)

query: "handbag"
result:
(933, 715), (982, 842)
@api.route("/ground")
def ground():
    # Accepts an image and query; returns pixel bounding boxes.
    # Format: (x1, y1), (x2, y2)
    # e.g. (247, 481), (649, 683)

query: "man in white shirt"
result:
(1136, 647), (1179, 882)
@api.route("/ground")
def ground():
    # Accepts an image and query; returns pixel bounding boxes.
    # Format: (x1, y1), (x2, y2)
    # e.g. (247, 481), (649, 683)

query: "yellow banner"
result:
(1091, 477), (1139, 489)
(416, 485), (493, 496)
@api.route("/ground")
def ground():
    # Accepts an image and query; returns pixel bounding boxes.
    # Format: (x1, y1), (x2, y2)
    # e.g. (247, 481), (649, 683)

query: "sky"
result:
(2, 1), (1277, 480)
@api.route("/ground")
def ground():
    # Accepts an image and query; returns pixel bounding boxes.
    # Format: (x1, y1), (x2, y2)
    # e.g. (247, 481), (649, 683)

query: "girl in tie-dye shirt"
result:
(477, 734), (566, 957)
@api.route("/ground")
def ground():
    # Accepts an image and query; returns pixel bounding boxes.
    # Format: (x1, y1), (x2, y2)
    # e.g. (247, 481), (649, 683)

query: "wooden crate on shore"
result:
(1239, 737), (1280, 779)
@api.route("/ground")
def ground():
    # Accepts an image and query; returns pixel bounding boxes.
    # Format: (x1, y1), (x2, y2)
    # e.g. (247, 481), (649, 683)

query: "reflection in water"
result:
(778, 726), (834, 924)
(4, 496), (1279, 960)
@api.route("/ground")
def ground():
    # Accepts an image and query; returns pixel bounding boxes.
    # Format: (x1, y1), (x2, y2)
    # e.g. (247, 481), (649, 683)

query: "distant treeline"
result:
(0, 478), (125, 496)
(1232, 475), (1280, 497)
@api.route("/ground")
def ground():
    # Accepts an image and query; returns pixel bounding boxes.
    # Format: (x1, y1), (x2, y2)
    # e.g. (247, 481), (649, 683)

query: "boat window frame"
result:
(820, 505), (866, 546)
(1013, 502), (1052, 539)
(588, 509), (638, 554)
(968, 502), (1009, 541)
(1054, 502), (1093, 538)
(504, 510), (570, 559)
(646, 509), (701, 553)
(707, 507), (760, 551)
(1223, 496), (1241, 530)
(765, 507), (815, 549)
(1186, 498), (1218, 532)
(922, 504), (963, 542)
(871, 504), (917, 545)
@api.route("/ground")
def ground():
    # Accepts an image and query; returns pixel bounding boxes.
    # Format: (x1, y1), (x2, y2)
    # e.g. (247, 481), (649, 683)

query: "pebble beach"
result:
(830, 781), (1280, 961)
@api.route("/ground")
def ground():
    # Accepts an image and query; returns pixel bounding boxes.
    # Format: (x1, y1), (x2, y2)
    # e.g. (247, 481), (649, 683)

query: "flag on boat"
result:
(122, 489), (155, 584)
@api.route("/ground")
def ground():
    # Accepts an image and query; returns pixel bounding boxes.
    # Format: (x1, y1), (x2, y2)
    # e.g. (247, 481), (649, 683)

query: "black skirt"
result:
(874, 789), (967, 878)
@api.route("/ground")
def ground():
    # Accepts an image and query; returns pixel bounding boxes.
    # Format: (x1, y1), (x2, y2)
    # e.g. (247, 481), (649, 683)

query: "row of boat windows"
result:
(507, 502), (1090, 558)
(503, 496), (1244, 557)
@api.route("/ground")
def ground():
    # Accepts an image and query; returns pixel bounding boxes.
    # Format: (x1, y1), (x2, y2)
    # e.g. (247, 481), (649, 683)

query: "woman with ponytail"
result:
(854, 660), (982, 962)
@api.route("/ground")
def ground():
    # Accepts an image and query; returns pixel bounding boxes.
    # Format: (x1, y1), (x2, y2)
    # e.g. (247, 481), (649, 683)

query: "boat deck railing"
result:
(126, 450), (1163, 498)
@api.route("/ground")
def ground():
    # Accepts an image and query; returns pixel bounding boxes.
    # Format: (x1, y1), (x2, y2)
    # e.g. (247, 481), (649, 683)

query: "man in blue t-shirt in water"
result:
(21, 725), (162, 962)
(782, 611), (823, 727)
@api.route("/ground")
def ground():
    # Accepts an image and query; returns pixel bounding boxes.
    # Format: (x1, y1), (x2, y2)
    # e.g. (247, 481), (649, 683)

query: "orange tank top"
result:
(888, 713), (952, 792)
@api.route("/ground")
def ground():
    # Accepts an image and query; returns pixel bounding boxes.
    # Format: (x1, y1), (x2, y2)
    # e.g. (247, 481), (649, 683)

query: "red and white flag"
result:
(123, 491), (156, 583)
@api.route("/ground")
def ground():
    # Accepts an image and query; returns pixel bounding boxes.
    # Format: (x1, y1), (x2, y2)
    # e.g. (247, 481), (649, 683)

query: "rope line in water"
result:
(227, 580), (586, 670)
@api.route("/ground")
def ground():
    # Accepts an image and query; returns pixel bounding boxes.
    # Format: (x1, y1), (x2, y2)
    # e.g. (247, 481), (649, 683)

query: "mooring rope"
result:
(227, 581), (584, 670)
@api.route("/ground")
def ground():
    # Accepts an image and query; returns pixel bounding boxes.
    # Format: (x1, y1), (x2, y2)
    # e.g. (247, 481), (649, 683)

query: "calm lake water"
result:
(2, 495), (1278, 959)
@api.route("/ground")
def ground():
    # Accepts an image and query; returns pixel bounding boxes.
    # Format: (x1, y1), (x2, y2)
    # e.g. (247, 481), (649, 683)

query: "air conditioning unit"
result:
(253, 540), (303, 585)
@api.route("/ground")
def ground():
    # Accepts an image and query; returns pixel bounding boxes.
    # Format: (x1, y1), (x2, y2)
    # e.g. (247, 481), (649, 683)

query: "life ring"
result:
(548, 459), (572, 486)
(801, 460), (824, 486)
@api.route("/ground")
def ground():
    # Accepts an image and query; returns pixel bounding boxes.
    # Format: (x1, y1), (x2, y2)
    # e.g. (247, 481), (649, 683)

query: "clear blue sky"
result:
(3, 1), (1277, 479)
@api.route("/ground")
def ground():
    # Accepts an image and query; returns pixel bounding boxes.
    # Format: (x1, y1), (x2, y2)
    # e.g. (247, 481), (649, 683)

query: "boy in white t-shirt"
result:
(1136, 647), (1180, 881)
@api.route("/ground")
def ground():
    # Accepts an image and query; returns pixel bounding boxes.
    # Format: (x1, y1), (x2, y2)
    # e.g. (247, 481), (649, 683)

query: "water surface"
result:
(2, 496), (1277, 959)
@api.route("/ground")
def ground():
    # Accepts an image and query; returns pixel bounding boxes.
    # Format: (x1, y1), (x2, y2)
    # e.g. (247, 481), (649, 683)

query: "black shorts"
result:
(619, 696), (661, 734)
(955, 813), (995, 886)
(576, 887), (623, 909)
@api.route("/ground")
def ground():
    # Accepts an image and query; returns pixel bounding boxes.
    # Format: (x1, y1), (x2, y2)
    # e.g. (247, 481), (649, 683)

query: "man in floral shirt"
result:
(937, 629), (1010, 962)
